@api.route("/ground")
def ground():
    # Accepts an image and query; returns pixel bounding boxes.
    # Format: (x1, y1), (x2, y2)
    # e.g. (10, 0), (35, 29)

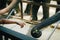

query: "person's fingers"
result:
(19, 23), (25, 28)
(16, 21), (25, 28)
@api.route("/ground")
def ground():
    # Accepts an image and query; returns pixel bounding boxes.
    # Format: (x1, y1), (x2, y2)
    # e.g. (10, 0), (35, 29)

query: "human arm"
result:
(0, 19), (25, 28)
(0, 0), (17, 15)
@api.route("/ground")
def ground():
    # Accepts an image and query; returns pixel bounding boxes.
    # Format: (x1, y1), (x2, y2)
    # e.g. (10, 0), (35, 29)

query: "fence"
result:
(0, 26), (37, 40)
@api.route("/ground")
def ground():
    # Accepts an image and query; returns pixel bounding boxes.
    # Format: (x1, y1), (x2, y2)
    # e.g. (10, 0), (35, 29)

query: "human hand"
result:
(16, 22), (25, 28)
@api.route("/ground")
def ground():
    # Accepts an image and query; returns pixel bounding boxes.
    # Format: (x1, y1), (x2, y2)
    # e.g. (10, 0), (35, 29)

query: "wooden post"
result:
(20, 1), (23, 19)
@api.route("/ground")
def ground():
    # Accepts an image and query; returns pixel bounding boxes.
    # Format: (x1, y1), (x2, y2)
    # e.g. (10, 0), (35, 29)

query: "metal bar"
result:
(6, 9), (15, 19)
(5, 36), (8, 40)
(47, 21), (60, 40)
(6, 0), (21, 19)
(31, 11), (60, 32)
(0, 26), (37, 40)
(0, 31), (3, 40)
